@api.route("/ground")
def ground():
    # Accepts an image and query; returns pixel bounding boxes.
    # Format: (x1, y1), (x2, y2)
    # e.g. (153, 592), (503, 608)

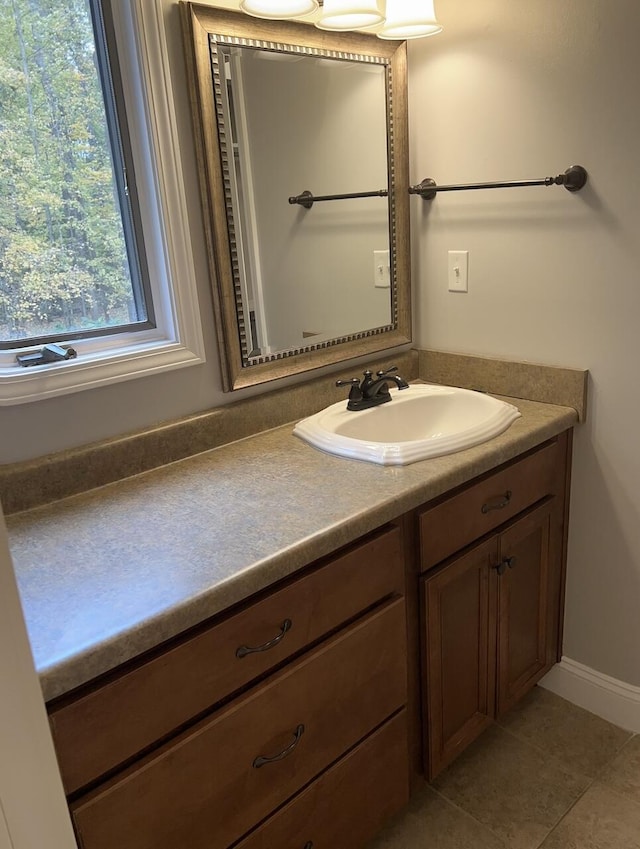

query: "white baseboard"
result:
(540, 657), (640, 733)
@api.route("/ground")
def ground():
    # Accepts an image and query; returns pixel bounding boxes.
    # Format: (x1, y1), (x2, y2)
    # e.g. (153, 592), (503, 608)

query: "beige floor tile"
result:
(540, 782), (640, 849)
(600, 735), (640, 804)
(431, 724), (589, 849)
(497, 686), (632, 778)
(366, 784), (507, 849)
(364, 695), (637, 849)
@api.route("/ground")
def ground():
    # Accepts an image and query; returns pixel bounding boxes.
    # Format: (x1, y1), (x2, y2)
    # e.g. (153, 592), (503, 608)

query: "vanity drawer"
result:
(234, 710), (409, 849)
(419, 439), (560, 571)
(51, 524), (403, 795)
(71, 598), (407, 849)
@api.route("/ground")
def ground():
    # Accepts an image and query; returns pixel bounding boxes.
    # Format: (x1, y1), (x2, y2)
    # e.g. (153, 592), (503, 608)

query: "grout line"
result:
(430, 722), (602, 849)
(0, 798), (14, 849)
(496, 727), (638, 847)
(495, 722), (595, 783)
(536, 771), (640, 849)
(382, 723), (638, 848)
(495, 717), (633, 784)
(600, 730), (638, 771)
(430, 755), (597, 849)
(426, 784), (510, 848)
(532, 775), (598, 848)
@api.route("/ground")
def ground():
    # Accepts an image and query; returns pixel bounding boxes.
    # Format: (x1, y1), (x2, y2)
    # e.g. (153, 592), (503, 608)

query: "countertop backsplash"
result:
(0, 350), (586, 516)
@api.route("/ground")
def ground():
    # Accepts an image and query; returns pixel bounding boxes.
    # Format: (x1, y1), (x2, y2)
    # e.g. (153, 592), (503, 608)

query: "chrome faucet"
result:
(336, 366), (409, 411)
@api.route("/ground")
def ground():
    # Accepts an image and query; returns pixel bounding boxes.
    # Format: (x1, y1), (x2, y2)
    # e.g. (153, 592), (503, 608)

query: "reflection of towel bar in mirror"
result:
(182, 4), (411, 392)
(289, 188), (389, 208)
(410, 164), (588, 200)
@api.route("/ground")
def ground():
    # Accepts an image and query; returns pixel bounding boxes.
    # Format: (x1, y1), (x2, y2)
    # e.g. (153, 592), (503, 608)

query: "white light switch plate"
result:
(373, 250), (391, 289)
(448, 250), (469, 292)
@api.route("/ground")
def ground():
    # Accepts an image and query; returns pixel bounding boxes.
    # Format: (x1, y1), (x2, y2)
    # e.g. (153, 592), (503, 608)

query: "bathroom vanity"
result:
(6, 395), (576, 849)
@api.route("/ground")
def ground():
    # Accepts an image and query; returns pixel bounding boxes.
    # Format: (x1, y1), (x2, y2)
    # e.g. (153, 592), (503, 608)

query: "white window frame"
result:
(0, 0), (205, 406)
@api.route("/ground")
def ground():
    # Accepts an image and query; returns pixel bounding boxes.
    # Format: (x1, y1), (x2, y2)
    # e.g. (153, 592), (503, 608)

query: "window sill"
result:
(0, 336), (205, 406)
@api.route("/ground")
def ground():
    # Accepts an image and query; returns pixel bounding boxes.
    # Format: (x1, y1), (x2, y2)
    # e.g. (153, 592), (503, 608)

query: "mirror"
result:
(182, 4), (410, 391)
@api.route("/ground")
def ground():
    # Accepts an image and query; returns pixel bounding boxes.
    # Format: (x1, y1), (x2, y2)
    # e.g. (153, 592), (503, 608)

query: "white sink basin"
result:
(293, 384), (521, 466)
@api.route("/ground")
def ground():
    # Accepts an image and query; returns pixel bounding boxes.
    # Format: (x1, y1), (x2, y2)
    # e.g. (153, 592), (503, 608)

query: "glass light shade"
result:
(240, 0), (319, 19)
(316, 0), (384, 31)
(377, 0), (442, 39)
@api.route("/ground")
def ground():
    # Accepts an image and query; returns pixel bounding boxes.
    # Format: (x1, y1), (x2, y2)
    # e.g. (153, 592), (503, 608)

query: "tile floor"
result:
(367, 686), (640, 849)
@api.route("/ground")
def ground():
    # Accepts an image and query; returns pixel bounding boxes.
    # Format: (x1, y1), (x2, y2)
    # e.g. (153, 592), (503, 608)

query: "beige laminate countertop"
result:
(6, 396), (577, 703)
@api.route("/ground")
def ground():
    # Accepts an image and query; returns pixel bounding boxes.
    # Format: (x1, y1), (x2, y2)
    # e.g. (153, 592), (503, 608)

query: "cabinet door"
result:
(422, 538), (498, 780)
(496, 499), (554, 715)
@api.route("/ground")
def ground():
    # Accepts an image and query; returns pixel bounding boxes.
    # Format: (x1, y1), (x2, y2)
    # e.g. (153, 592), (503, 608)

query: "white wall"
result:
(409, 0), (640, 686)
(0, 507), (76, 849)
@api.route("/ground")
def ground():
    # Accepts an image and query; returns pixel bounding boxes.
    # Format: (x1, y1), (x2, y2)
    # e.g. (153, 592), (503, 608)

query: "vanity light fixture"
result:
(239, 0), (443, 39)
(315, 0), (384, 31)
(240, 0), (319, 19)
(376, 0), (443, 39)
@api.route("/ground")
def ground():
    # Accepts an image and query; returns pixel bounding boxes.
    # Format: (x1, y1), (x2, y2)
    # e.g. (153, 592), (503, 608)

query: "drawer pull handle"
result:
(236, 619), (292, 658)
(253, 724), (305, 768)
(481, 490), (512, 514)
(304, 844), (314, 849)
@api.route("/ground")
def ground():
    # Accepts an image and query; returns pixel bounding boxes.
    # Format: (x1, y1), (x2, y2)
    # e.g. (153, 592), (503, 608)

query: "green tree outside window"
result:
(0, 0), (148, 345)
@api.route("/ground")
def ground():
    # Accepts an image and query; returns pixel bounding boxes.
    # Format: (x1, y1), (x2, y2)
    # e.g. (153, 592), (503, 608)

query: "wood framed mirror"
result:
(181, 4), (410, 391)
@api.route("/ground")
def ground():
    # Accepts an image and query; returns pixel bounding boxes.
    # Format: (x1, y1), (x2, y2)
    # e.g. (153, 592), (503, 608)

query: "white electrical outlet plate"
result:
(373, 250), (390, 289)
(448, 250), (469, 292)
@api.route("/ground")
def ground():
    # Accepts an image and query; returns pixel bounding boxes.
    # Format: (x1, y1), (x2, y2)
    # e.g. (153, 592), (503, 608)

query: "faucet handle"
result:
(336, 376), (363, 404)
(376, 366), (398, 378)
(336, 377), (362, 401)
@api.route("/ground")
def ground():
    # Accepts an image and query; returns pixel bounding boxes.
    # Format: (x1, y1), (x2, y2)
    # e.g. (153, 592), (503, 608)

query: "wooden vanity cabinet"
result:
(46, 429), (573, 847)
(419, 432), (571, 780)
(49, 524), (409, 849)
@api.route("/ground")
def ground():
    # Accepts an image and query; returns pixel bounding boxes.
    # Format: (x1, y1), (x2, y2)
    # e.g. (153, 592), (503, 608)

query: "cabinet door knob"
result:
(481, 490), (512, 514)
(493, 556), (517, 576)
(236, 619), (292, 658)
(253, 724), (305, 768)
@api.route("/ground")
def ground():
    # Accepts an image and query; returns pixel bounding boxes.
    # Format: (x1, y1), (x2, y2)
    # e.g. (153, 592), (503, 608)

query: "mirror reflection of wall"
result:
(182, 4), (411, 391)
(219, 46), (391, 358)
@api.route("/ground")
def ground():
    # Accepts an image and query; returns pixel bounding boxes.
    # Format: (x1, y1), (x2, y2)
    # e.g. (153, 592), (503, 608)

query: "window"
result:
(0, 0), (204, 404)
(0, 0), (153, 348)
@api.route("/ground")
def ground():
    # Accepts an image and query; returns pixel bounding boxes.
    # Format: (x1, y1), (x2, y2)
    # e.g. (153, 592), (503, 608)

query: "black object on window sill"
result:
(16, 343), (78, 368)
